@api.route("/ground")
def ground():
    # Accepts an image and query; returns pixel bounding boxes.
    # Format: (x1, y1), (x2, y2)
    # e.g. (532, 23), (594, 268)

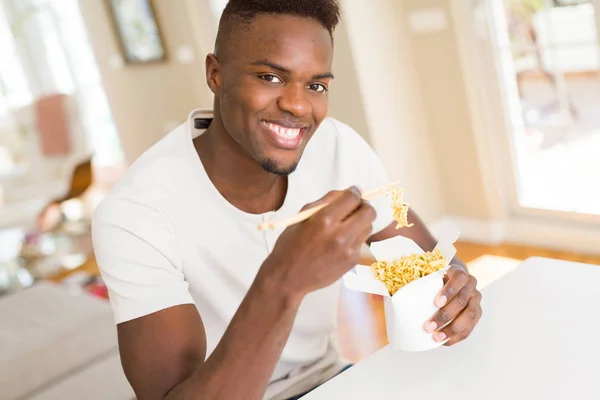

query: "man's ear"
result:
(205, 54), (221, 96)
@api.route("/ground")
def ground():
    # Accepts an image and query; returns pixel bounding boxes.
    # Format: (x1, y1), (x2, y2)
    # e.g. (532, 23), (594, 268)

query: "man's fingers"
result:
(344, 202), (376, 242)
(436, 293), (483, 346)
(434, 266), (470, 308)
(317, 187), (363, 223)
(357, 224), (375, 246)
(344, 201), (376, 228)
(424, 283), (474, 334)
(300, 190), (344, 211)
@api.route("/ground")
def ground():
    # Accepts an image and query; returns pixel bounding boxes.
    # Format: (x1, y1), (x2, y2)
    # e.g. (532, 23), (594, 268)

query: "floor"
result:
(334, 240), (600, 362)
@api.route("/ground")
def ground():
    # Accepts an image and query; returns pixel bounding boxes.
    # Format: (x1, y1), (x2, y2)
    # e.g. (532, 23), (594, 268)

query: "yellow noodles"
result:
(386, 187), (413, 229)
(371, 249), (447, 296)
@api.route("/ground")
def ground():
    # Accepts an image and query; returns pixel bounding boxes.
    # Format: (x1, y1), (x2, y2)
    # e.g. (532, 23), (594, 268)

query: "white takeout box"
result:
(344, 230), (459, 352)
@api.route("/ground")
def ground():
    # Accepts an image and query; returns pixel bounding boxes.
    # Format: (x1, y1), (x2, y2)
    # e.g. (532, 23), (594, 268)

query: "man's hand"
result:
(259, 187), (376, 300)
(424, 265), (483, 346)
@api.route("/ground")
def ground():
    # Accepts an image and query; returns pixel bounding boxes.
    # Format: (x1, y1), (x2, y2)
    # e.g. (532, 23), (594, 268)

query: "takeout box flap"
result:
(343, 224), (460, 296)
(434, 241), (457, 266)
(365, 234), (458, 268)
(369, 235), (423, 262)
(343, 268), (390, 297)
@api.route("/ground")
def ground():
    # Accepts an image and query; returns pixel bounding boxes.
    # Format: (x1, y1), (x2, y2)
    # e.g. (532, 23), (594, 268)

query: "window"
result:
(0, 3), (31, 110)
(0, 0), (123, 168)
(493, 0), (600, 215)
(0, 1), (32, 171)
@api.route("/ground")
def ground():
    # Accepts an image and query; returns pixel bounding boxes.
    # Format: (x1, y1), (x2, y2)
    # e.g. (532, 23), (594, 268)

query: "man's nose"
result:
(277, 84), (311, 117)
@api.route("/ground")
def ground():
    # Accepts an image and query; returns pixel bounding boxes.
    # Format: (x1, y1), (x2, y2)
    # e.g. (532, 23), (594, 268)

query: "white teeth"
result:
(264, 122), (301, 140)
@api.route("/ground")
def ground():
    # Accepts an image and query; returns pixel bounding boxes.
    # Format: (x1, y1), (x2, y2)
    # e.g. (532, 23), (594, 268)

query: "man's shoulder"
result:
(95, 124), (194, 219)
(309, 117), (373, 155)
(130, 123), (191, 173)
(302, 117), (376, 167)
(314, 117), (366, 140)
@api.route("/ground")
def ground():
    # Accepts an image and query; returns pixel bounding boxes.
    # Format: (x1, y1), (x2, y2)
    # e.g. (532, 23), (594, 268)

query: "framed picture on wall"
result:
(106, 0), (167, 64)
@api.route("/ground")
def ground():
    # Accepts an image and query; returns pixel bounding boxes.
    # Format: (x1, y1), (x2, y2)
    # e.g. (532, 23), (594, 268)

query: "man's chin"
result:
(259, 158), (298, 176)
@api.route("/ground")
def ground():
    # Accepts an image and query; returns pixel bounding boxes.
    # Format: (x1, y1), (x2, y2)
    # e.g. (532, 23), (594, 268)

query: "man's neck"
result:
(194, 119), (288, 215)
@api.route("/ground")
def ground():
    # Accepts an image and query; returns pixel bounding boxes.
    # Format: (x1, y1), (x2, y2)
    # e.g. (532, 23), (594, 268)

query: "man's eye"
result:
(259, 74), (283, 84)
(308, 83), (328, 93)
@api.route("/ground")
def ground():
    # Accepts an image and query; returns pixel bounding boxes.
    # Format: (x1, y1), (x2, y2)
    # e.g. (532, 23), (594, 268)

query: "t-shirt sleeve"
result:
(92, 195), (194, 324)
(330, 119), (394, 235)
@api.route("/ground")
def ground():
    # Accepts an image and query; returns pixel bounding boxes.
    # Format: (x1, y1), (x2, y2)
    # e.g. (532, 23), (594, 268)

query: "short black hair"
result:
(215, 0), (341, 55)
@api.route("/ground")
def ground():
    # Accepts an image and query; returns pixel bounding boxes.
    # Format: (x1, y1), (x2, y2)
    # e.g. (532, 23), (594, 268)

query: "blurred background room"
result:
(0, 0), (599, 399)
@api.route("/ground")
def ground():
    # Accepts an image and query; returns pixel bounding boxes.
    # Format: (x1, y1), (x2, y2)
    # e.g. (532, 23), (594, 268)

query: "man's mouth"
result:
(261, 121), (307, 149)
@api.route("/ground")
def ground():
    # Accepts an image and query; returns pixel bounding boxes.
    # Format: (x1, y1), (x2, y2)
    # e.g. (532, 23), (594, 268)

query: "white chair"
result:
(0, 93), (92, 229)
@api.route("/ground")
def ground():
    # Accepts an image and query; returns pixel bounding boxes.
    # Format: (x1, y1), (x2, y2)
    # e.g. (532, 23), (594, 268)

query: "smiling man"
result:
(92, 1), (482, 399)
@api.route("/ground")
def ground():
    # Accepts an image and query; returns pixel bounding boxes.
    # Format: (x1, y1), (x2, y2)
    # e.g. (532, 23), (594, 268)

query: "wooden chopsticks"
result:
(257, 180), (401, 231)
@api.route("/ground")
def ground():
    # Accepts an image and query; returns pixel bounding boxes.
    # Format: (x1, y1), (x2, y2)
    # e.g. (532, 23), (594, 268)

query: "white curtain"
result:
(0, 0), (123, 174)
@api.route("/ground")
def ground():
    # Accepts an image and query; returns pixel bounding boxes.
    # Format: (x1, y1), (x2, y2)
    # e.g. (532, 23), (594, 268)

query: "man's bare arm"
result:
(117, 271), (300, 399)
(117, 305), (207, 399)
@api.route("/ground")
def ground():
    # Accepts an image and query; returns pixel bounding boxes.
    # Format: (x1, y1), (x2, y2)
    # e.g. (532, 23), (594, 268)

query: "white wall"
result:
(340, 0), (445, 223)
(79, 0), (213, 163)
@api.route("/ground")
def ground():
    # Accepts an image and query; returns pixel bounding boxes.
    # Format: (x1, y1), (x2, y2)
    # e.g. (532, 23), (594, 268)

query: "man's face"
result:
(208, 14), (334, 175)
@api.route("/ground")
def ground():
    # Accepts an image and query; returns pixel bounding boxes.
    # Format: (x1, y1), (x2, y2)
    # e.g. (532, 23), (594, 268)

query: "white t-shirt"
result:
(92, 109), (393, 398)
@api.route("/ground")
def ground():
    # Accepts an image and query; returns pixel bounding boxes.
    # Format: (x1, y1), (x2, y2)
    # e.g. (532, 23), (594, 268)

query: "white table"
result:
(305, 257), (600, 400)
